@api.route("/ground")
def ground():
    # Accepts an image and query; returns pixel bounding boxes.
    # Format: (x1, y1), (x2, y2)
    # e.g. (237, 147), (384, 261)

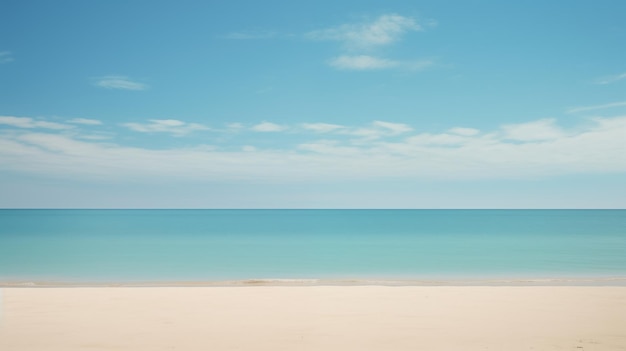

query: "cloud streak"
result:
(94, 75), (148, 90)
(501, 119), (564, 141)
(0, 116), (72, 130)
(251, 122), (287, 132)
(3, 115), (624, 182)
(595, 72), (626, 85)
(122, 119), (209, 136)
(0, 51), (13, 63)
(328, 55), (434, 71)
(301, 123), (346, 133)
(67, 118), (103, 126)
(567, 101), (626, 114)
(307, 14), (422, 49)
(334, 121), (413, 140)
(448, 127), (480, 136)
(308, 14), (435, 72)
(328, 55), (398, 70)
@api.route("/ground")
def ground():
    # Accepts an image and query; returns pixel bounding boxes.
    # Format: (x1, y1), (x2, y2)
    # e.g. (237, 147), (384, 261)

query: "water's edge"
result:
(3, 277), (626, 287)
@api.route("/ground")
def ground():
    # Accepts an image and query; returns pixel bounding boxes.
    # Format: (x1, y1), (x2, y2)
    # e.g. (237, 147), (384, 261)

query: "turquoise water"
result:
(0, 210), (625, 282)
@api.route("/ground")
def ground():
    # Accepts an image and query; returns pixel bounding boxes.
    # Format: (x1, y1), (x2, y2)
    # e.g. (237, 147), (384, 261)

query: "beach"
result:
(1, 286), (625, 351)
(2, 211), (625, 349)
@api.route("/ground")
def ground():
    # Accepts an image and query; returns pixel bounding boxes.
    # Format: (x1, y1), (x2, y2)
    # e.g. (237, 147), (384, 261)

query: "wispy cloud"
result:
(337, 121), (413, 140)
(328, 55), (398, 70)
(567, 101), (626, 114)
(76, 132), (115, 141)
(2, 116), (626, 182)
(595, 72), (626, 85)
(94, 75), (148, 91)
(67, 118), (103, 126)
(122, 119), (209, 136)
(0, 51), (13, 64)
(448, 127), (480, 136)
(307, 14), (423, 49)
(251, 122), (287, 132)
(298, 140), (360, 156)
(0, 116), (72, 130)
(501, 119), (564, 141)
(308, 14), (435, 72)
(406, 133), (470, 146)
(371, 121), (413, 134)
(329, 55), (435, 71)
(301, 123), (346, 133)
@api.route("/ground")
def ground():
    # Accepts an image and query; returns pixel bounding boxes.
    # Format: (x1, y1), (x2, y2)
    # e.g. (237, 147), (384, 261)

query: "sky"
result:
(1, 0), (625, 208)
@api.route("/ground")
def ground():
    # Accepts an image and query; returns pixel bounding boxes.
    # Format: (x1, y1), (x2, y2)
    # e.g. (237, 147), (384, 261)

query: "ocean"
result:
(1, 209), (625, 284)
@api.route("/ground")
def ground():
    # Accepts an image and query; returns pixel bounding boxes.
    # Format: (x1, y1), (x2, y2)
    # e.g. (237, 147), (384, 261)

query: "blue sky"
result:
(1, 0), (625, 208)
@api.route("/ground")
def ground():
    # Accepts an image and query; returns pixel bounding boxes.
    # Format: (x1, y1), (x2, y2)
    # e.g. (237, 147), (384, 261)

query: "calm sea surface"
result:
(1, 210), (625, 283)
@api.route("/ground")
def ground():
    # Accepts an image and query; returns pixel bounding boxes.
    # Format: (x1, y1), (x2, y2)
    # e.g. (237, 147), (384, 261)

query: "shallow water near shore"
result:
(1, 209), (625, 284)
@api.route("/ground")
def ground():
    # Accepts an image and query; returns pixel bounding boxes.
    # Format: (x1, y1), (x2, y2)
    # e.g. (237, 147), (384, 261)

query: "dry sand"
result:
(1, 286), (625, 350)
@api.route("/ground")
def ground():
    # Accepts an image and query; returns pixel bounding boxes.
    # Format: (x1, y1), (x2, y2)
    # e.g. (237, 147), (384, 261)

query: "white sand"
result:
(1, 286), (625, 350)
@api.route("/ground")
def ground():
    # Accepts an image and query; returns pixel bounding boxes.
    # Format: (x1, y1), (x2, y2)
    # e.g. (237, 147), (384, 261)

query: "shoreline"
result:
(3, 276), (626, 287)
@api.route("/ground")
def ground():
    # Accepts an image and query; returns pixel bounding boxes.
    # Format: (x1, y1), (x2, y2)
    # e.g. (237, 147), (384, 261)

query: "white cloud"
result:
(0, 116), (72, 130)
(372, 121), (413, 134)
(327, 55), (434, 71)
(76, 133), (115, 141)
(2, 116), (626, 183)
(567, 101), (626, 114)
(407, 133), (469, 146)
(448, 127), (480, 136)
(328, 55), (398, 70)
(298, 140), (359, 156)
(67, 118), (103, 126)
(301, 123), (346, 133)
(335, 121), (414, 141)
(251, 122), (287, 132)
(94, 75), (148, 91)
(500, 119), (564, 141)
(330, 57), (436, 71)
(122, 119), (209, 136)
(346, 127), (384, 139)
(307, 14), (422, 49)
(0, 51), (14, 63)
(595, 72), (626, 85)
(308, 14), (435, 72)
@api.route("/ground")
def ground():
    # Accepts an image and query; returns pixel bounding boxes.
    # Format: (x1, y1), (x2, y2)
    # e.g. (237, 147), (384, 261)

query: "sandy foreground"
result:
(1, 286), (625, 351)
